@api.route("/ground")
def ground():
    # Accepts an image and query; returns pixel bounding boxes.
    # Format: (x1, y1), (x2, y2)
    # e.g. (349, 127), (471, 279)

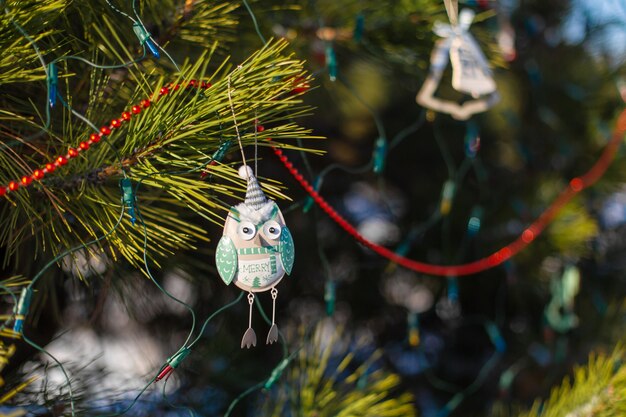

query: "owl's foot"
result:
(266, 323), (278, 344)
(242, 292), (257, 349)
(241, 327), (257, 349)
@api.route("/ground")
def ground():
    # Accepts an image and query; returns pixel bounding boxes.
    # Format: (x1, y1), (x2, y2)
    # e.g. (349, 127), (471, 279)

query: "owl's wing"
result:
(216, 235), (237, 285)
(279, 227), (295, 275)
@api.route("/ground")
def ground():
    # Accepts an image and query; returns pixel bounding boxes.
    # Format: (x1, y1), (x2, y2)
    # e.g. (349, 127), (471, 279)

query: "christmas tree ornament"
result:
(416, 1), (499, 120)
(215, 165), (295, 348)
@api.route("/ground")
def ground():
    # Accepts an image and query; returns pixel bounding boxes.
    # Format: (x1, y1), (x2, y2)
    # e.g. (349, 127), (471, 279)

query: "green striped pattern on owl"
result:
(216, 235), (237, 285)
(280, 227), (295, 275)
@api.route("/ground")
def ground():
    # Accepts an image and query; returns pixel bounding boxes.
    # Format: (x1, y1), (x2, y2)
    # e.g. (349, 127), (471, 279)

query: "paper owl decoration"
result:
(216, 165), (295, 348)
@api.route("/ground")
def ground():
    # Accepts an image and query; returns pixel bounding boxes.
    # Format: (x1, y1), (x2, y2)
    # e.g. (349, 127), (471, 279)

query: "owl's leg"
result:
(266, 287), (279, 344)
(241, 292), (257, 349)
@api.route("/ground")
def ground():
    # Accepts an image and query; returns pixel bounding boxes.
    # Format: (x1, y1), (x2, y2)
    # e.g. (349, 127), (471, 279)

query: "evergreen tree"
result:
(0, 0), (625, 416)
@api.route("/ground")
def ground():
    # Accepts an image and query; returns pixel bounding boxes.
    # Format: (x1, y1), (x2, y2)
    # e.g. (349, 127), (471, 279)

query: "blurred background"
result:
(2, 0), (626, 416)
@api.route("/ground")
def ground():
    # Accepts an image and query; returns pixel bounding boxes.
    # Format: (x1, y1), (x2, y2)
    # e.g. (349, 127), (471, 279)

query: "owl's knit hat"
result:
(239, 165), (267, 210)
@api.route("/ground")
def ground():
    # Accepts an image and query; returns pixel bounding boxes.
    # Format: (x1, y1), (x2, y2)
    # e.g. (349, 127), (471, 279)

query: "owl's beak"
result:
(256, 235), (271, 247)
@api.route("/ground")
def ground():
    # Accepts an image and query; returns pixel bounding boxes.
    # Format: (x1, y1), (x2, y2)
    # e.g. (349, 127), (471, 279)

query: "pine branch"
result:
(261, 322), (417, 417)
(0, 0), (67, 85)
(165, 1), (240, 48)
(519, 347), (626, 417)
(0, 38), (321, 271)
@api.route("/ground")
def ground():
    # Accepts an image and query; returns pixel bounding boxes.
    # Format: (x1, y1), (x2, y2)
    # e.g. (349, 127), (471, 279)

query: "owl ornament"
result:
(216, 166), (295, 348)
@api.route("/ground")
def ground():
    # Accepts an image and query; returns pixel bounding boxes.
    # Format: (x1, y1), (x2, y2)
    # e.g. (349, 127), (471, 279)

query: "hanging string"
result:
(254, 111), (259, 177)
(269, 107), (626, 277)
(443, 0), (459, 26)
(227, 71), (249, 174)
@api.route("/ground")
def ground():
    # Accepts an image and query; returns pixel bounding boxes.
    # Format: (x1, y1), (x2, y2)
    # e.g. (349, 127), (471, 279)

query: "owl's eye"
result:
(263, 220), (282, 240)
(237, 222), (256, 240)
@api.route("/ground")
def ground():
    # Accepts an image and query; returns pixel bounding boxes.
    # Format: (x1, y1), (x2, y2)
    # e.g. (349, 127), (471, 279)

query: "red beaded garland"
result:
(33, 169), (44, 180)
(0, 81), (209, 196)
(570, 177), (584, 191)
